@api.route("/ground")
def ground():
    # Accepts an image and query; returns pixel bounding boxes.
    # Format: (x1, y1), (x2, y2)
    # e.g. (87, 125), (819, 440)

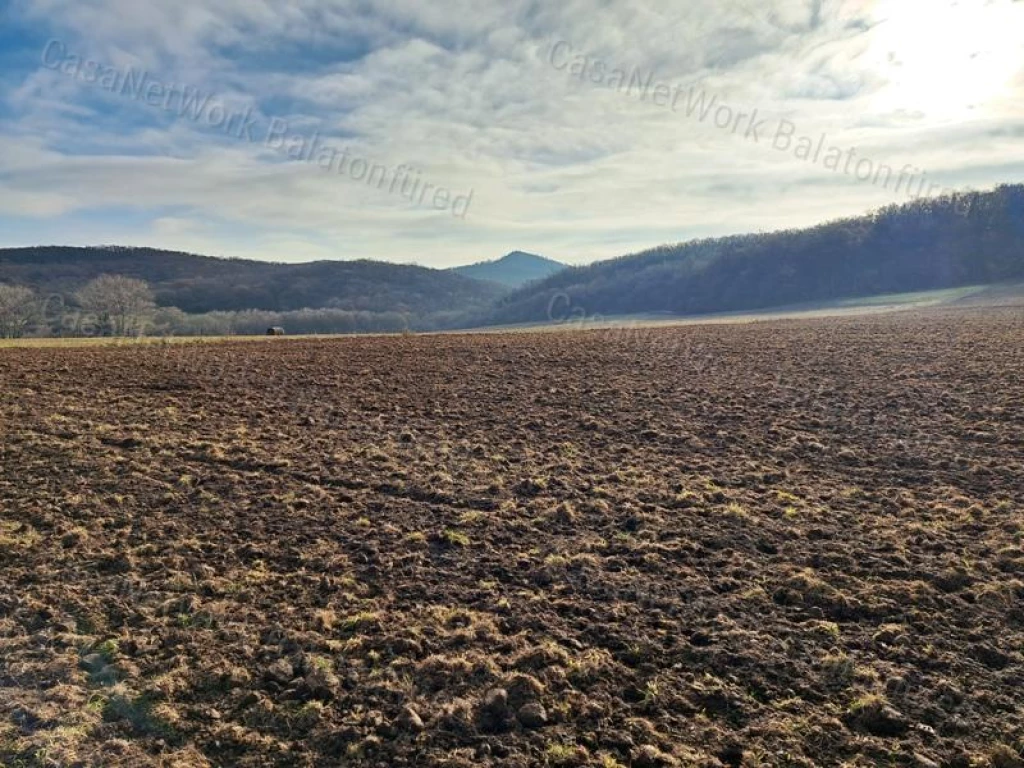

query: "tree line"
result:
(0, 274), (464, 338)
(0, 275), (155, 339)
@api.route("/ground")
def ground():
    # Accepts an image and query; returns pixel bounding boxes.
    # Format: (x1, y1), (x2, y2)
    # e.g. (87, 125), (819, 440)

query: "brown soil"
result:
(1, 307), (1023, 767)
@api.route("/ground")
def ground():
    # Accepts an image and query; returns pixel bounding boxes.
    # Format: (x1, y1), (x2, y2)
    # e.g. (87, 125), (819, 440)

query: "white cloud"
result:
(1, 0), (1022, 267)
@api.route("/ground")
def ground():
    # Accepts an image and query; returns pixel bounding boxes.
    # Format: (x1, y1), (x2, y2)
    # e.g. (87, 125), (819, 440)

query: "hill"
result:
(0, 247), (504, 322)
(479, 184), (1024, 326)
(450, 251), (566, 288)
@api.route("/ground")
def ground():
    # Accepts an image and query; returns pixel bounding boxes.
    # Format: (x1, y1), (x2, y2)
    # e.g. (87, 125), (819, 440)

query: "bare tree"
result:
(77, 275), (156, 337)
(0, 284), (38, 339)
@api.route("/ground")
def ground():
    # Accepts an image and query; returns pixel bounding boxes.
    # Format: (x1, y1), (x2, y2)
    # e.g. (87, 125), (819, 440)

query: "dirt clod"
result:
(397, 705), (425, 732)
(264, 659), (294, 686)
(633, 743), (679, 767)
(477, 688), (512, 733)
(848, 699), (910, 737)
(516, 701), (548, 729)
(302, 666), (340, 701)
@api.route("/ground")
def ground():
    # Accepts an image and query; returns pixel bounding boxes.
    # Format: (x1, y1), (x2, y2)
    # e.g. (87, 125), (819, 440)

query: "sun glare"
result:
(868, 0), (1023, 120)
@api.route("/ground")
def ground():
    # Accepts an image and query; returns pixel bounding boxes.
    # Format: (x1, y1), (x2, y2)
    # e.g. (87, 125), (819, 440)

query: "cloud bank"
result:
(0, 0), (1022, 267)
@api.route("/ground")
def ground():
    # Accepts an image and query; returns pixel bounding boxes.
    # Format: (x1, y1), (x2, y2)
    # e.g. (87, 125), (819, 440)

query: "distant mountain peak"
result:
(451, 251), (566, 288)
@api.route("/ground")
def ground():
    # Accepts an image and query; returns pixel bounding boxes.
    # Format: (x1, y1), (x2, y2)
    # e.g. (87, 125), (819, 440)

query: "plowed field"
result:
(2, 308), (1023, 767)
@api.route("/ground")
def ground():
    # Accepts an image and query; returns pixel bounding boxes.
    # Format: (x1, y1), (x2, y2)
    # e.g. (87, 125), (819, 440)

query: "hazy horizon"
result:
(1, 178), (1017, 272)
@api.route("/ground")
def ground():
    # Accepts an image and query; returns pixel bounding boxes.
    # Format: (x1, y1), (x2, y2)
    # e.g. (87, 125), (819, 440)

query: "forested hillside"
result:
(481, 185), (1024, 325)
(0, 247), (503, 318)
(3, 184), (1023, 336)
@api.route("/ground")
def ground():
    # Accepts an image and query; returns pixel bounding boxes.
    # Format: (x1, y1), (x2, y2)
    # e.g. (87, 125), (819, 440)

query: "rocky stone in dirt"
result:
(517, 701), (548, 729)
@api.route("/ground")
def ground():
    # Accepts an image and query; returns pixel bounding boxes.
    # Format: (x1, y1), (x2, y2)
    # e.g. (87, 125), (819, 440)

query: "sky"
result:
(0, 0), (1022, 268)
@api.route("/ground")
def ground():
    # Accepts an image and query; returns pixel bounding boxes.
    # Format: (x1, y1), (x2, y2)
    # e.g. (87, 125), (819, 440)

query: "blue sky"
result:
(0, 0), (1022, 267)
